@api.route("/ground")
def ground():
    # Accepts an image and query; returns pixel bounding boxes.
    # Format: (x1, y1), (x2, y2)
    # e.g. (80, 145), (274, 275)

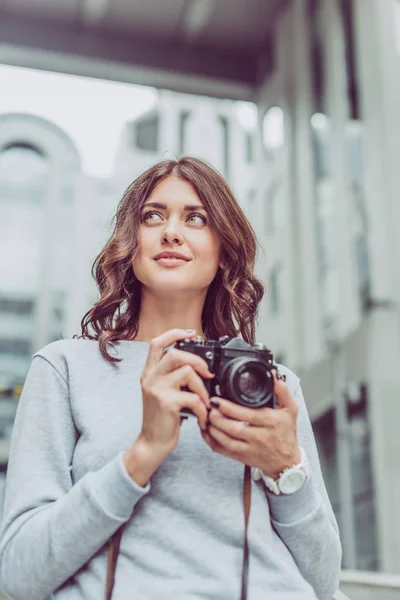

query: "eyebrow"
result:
(142, 201), (207, 212)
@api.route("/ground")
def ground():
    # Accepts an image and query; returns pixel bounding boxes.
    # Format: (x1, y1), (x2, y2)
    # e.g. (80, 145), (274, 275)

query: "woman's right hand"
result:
(123, 329), (214, 485)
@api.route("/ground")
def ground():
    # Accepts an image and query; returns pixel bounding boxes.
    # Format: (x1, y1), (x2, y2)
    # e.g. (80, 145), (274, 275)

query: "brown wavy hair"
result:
(80, 157), (264, 361)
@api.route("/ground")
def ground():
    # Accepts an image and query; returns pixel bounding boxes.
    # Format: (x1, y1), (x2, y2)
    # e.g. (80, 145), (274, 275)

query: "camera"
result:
(173, 336), (278, 416)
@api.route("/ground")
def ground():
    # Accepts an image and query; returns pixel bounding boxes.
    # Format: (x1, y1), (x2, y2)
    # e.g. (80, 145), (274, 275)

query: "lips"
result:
(153, 251), (191, 261)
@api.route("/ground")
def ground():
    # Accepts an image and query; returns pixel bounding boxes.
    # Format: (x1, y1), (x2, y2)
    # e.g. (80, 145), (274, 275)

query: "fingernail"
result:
(185, 329), (196, 333)
(210, 400), (220, 408)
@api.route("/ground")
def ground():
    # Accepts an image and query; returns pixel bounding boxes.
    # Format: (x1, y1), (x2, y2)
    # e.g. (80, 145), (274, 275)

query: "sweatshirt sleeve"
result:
(0, 354), (150, 600)
(265, 383), (342, 600)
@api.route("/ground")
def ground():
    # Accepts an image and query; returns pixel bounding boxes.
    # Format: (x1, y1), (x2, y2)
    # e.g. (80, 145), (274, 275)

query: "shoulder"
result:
(32, 338), (102, 381)
(32, 338), (149, 380)
(34, 338), (100, 363)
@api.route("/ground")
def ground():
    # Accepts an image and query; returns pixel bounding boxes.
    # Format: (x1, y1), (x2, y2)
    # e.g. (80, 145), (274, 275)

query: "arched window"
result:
(0, 143), (48, 200)
(0, 144), (49, 297)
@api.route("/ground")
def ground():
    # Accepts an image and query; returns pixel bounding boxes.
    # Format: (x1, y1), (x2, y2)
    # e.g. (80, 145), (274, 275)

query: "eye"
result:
(143, 211), (163, 222)
(187, 213), (207, 224)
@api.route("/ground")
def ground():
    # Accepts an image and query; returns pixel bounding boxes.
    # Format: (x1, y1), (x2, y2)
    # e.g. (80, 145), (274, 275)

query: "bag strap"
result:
(105, 464), (252, 600)
(241, 464), (252, 600)
(105, 524), (125, 600)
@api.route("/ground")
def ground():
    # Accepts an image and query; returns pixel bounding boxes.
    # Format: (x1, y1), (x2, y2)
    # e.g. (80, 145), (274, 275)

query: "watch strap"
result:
(260, 447), (309, 495)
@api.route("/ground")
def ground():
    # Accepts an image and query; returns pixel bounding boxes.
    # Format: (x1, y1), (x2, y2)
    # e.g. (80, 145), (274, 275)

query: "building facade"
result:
(254, 0), (400, 575)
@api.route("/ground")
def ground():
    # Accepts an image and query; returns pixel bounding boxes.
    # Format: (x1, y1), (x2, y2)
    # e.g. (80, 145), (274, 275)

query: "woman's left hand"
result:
(201, 371), (301, 479)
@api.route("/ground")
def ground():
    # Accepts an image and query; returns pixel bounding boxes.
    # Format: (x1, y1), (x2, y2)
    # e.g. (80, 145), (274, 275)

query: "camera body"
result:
(174, 335), (278, 413)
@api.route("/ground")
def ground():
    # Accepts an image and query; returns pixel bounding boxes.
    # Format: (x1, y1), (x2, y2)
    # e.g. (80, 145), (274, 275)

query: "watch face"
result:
(279, 468), (306, 495)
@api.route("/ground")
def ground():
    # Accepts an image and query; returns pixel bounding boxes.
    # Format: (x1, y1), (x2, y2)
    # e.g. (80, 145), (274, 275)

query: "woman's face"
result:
(132, 176), (222, 296)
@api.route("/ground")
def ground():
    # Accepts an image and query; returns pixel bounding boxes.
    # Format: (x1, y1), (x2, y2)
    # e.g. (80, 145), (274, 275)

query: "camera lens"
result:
(237, 369), (265, 399)
(220, 358), (275, 408)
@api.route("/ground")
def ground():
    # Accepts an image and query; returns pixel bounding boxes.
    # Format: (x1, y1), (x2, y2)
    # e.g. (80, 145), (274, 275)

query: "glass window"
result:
(0, 145), (48, 300)
(262, 106), (285, 152)
(339, 0), (360, 119)
(394, 0), (400, 53)
(269, 266), (282, 315)
(346, 121), (370, 306)
(178, 110), (190, 155)
(0, 297), (34, 315)
(265, 179), (282, 235)
(315, 179), (336, 274)
(311, 113), (331, 179)
(245, 132), (254, 163)
(135, 113), (159, 152)
(218, 115), (230, 178)
(310, 40), (324, 112)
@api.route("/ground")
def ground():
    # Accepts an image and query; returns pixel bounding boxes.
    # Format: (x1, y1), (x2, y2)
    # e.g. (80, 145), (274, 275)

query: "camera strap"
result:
(104, 464), (252, 600)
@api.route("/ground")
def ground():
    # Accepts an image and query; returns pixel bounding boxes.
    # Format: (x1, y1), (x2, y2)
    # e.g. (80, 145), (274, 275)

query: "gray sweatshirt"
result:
(0, 339), (342, 600)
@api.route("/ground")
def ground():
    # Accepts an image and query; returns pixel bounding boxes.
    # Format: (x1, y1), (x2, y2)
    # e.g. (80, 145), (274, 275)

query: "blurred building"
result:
(255, 0), (400, 576)
(0, 92), (255, 511)
(0, 113), (81, 485)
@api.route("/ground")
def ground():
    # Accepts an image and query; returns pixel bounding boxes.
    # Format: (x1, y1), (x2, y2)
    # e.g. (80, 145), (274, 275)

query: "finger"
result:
(158, 348), (214, 379)
(207, 424), (248, 455)
(201, 429), (235, 458)
(272, 370), (298, 411)
(145, 329), (198, 370)
(175, 391), (209, 430)
(208, 409), (251, 442)
(166, 364), (211, 407)
(209, 397), (272, 426)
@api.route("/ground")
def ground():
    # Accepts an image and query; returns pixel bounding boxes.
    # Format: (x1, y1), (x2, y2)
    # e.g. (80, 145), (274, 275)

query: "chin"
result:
(142, 274), (212, 296)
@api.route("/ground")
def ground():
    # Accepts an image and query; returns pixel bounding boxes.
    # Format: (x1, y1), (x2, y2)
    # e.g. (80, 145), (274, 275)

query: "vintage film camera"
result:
(173, 336), (279, 418)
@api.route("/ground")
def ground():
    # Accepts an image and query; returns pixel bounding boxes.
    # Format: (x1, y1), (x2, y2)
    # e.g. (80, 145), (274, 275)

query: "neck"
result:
(133, 288), (207, 342)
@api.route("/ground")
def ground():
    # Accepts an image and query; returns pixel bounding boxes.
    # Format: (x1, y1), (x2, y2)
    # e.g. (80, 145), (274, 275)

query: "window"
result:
(135, 113), (159, 152)
(0, 145), (48, 297)
(346, 121), (370, 306)
(178, 110), (190, 155)
(245, 132), (254, 163)
(394, 0), (400, 53)
(248, 188), (256, 204)
(0, 339), (31, 356)
(262, 107), (285, 152)
(218, 115), (230, 178)
(339, 0), (360, 119)
(315, 180), (336, 274)
(0, 297), (34, 315)
(311, 113), (331, 179)
(310, 40), (325, 112)
(269, 266), (282, 315)
(265, 179), (282, 235)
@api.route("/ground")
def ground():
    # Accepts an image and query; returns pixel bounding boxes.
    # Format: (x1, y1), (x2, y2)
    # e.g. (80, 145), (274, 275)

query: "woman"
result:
(0, 157), (341, 600)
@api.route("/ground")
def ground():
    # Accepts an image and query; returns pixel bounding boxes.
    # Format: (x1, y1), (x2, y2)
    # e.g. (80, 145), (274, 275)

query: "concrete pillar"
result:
(289, 0), (324, 368)
(321, 0), (360, 340)
(353, 0), (400, 573)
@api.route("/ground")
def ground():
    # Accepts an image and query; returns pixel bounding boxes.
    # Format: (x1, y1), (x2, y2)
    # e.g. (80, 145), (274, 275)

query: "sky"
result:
(0, 63), (258, 178)
(0, 64), (158, 177)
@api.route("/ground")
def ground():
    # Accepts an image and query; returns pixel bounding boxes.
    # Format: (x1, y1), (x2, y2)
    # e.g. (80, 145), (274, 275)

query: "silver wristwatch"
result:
(254, 447), (310, 495)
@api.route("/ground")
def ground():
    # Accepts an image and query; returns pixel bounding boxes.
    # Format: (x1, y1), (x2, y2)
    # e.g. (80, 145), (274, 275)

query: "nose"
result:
(161, 219), (184, 245)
